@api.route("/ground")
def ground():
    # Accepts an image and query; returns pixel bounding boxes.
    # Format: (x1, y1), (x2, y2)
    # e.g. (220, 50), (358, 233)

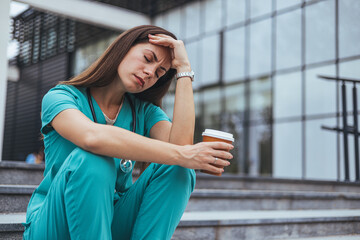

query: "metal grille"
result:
(95, 0), (194, 17)
(12, 10), (76, 67)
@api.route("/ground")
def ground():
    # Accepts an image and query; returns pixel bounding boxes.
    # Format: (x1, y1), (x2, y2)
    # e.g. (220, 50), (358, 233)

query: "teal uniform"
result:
(22, 85), (196, 240)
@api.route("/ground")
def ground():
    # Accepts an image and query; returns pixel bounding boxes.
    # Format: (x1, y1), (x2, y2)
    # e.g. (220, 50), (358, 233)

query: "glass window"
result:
(305, 65), (336, 116)
(276, 9), (301, 70)
(185, 1), (201, 40)
(248, 123), (272, 176)
(163, 93), (175, 120)
(339, 0), (360, 58)
(274, 71), (302, 119)
(250, 0), (272, 19)
(201, 34), (220, 85)
(224, 27), (246, 82)
(305, 117), (337, 180)
(167, 7), (182, 39)
(250, 76), (272, 122)
(194, 92), (202, 118)
(194, 92), (204, 144)
(203, 88), (222, 129)
(305, 0), (335, 65)
(339, 60), (360, 113)
(226, 0), (246, 26)
(273, 121), (302, 179)
(223, 84), (246, 174)
(204, 0), (222, 33)
(249, 19), (272, 77)
(225, 83), (246, 113)
(73, 34), (117, 75)
(276, 0), (302, 11)
(186, 40), (201, 89)
(47, 28), (57, 57)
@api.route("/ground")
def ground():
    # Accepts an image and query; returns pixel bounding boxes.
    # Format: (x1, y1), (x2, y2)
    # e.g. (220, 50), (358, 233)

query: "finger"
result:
(203, 141), (234, 151)
(149, 34), (180, 47)
(210, 157), (230, 167)
(148, 37), (174, 48)
(153, 33), (175, 39)
(212, 150), (233, 161)
(148, 34), (174, 42)
(205, 165), (224, 174)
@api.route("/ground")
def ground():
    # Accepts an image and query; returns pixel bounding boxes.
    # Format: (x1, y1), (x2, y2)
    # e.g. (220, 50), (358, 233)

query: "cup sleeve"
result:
(41, 89), (80, 135)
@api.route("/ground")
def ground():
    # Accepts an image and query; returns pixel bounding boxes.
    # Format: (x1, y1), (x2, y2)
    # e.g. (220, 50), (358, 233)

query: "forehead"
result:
(134, 43), (171, 64)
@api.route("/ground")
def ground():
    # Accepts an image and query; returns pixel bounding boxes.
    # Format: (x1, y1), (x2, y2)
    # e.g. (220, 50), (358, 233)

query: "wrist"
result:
(176, 65), (191, 73)
(171, 145), (184, 166)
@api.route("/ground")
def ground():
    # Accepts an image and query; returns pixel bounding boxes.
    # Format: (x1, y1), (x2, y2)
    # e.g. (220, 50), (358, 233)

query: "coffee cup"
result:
(200, 129), (234, 176)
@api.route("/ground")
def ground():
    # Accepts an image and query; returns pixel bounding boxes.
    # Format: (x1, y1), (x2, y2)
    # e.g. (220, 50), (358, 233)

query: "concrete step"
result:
(0, 185), (35, 213)
(173, 209), (360, 240)
(194, 172), (360, 193)
(0, 161), (44, 185)
(186, 189), (360, 212)
(277, 234), (360, 240)
(2, 184), (360, 213)
(2, 160), (360, 193)
(1, 210), (360, 240)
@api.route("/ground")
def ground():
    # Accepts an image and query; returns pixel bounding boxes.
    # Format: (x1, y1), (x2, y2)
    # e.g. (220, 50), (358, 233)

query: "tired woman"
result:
(23, 25), (233, 240)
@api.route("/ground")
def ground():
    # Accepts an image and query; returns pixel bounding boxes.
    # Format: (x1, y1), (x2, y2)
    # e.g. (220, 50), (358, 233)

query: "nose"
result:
(144, 65), (157, 79)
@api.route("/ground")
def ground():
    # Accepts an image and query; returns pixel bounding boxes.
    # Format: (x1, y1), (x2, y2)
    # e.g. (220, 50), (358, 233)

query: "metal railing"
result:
(319, 75), (360, 182)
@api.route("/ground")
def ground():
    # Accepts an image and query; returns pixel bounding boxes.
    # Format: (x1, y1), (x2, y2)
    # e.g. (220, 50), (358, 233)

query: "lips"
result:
(135, 75), (145, 87)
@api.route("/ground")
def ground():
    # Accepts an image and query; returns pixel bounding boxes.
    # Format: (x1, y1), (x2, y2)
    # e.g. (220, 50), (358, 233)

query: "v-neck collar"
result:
(89, 93), (130, 128)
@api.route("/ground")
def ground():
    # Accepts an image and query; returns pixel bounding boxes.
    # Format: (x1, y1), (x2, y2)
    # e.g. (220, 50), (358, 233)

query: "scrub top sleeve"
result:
(144, 104), (171, 137)
(41, 89), (80, 135)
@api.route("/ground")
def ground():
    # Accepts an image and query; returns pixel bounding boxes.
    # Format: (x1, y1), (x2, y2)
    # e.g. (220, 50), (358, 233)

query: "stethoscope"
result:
(86, 88), (136, 173)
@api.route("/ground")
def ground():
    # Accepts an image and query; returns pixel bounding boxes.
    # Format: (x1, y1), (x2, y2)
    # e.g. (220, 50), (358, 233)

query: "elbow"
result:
(82, 129), (100, 152)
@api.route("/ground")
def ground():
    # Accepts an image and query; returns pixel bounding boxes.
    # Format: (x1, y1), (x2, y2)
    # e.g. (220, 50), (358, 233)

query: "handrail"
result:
(319, 75), (360, 182)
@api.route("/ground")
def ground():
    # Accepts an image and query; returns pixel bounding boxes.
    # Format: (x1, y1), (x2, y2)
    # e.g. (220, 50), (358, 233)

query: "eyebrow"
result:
(146, 49), (167, 72)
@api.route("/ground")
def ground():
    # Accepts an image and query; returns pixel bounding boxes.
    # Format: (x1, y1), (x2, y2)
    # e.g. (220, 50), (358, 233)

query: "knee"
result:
(159, 165), (196, 193)
(67, 147), (116, 183)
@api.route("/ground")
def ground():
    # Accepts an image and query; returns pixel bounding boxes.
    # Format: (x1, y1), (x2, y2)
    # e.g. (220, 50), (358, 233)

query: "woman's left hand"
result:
(148, 34), (191, 72)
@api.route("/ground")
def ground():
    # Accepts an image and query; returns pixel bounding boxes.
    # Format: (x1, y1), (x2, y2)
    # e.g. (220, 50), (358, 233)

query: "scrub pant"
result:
(23, 147), (196, 240)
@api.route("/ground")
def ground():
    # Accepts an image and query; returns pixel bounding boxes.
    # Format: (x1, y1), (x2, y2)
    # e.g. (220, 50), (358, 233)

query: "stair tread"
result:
(0, 161), (44, 170)
(2, 209), (360, 225)
(281, 234), (360, 240)
(181, 209), (360, 221)
(2, 184), (360, 200)
(192, 189), (360, 198)
(0, 213), (25, 224)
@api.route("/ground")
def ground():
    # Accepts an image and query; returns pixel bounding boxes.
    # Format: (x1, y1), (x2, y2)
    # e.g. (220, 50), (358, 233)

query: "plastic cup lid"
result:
(202, 129), (234, 142)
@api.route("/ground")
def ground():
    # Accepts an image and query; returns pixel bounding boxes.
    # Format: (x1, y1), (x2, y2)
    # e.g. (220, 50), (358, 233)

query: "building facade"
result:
(4, 0), (360, 181)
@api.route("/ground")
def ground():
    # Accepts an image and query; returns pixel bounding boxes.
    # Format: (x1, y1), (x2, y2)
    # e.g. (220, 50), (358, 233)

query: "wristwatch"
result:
(175, 70), (194, 81)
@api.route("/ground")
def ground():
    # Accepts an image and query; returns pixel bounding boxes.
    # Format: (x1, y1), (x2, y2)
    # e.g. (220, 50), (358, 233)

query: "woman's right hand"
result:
(177, 142), (234, 174)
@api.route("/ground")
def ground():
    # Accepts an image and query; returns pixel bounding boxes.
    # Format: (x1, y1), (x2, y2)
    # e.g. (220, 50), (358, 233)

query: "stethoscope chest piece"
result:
(120, 159), (133, 173)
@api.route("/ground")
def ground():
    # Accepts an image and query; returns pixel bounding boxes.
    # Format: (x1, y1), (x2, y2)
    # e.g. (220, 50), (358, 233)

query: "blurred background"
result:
(2, 0), (360, 182)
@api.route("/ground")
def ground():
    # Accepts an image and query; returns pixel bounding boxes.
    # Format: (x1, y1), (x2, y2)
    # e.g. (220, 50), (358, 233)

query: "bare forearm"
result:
(169, 76), (195, 145)
(87, 124), (181, 165)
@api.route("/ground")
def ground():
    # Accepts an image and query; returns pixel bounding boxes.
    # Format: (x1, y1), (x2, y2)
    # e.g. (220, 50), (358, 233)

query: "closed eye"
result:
(144, 56), (160, 78)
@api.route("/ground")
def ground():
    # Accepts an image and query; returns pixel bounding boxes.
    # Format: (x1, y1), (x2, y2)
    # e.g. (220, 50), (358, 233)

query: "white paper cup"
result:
(200, 129), (234, 176)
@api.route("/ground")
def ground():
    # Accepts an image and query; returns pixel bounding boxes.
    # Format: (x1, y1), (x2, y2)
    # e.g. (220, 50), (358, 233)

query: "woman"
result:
(23, 25), (233, 240)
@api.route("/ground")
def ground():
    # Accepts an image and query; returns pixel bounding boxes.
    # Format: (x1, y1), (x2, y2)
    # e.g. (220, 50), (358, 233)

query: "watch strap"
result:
(175, 70), (194, 81)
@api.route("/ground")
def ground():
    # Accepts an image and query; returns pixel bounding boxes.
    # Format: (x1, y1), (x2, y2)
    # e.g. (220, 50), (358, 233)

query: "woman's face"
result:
(117, 42), (172, 93)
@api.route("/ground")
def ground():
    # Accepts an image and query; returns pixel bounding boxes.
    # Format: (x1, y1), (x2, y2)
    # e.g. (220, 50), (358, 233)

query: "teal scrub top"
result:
(26, 84), (171, 221)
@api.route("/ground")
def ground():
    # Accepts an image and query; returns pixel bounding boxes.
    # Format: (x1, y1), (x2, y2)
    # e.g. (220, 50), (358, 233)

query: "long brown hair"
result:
(59, 25), (177, 107)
